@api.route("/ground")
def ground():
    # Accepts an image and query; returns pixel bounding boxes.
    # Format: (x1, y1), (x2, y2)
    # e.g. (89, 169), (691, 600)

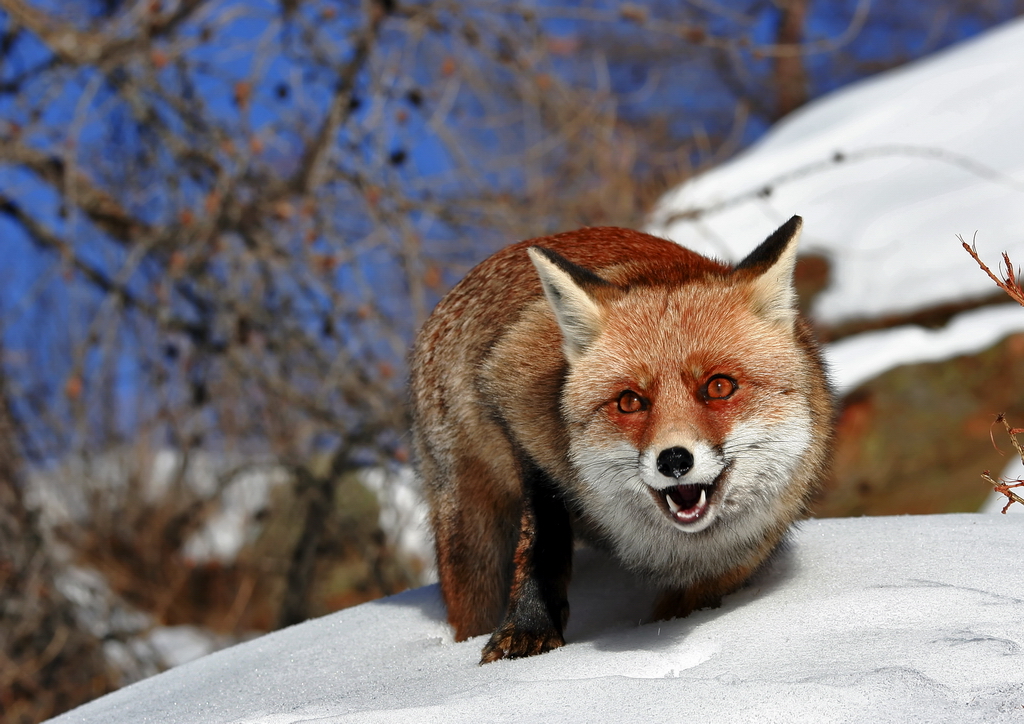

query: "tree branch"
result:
(0, 138), (157, 245)
(291, 2), (388, 195)
(0, 0), (207, 66)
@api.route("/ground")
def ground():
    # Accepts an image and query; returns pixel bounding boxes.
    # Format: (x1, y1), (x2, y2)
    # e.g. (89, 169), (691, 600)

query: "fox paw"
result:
(479, 624), (565, 664)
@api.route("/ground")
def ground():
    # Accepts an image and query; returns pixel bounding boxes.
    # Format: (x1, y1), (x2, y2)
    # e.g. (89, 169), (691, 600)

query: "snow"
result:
(826, 302), (1024, 395)
(27, 448), (290, 565)
(49, 515), (1024, 723)
(27, 449), (291, 682)
(180, 463), (291, 564)
(143, 626), (235, 670)
(359, 466), (437, 581)
(45, 15), (1024, 724)
(648, 16), (1024, 369)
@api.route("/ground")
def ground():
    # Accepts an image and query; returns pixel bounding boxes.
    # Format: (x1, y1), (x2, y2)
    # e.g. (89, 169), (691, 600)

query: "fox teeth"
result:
(664, 487), (706, 514)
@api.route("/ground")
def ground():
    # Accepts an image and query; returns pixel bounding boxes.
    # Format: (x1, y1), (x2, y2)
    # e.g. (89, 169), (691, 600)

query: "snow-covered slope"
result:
(649, 16), (1024, 394)
(650, 16), (1024, 325)
(50, 515), (1024, 723)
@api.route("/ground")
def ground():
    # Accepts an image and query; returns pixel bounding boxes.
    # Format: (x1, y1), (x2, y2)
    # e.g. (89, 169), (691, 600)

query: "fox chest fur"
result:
(410, 218), (834, 663)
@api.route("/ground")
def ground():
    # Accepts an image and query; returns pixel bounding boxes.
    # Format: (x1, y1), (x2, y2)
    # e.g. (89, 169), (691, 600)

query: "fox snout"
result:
(642, 442), (726, 531)
(643, 440), (722, 485)
(656, 446), (694, 479)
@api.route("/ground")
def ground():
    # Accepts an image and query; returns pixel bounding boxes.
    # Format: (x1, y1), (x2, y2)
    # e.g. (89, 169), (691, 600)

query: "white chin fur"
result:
(569, 416), (812, 587)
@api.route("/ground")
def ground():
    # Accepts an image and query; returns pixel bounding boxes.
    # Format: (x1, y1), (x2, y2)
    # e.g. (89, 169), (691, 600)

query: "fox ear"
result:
(734, 216), (802, 331)
(528, 246), (616, 362)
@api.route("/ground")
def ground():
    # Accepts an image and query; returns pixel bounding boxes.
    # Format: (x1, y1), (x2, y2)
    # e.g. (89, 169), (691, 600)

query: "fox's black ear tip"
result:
(734, 215), (803, 273)
(527, 244), (618, 292)
(768, 215), (803, 247)
(527, 245), (557, 263)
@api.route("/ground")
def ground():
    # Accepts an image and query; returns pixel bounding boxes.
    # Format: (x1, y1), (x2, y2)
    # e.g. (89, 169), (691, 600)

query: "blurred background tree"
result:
(1, 0), (1023, 720)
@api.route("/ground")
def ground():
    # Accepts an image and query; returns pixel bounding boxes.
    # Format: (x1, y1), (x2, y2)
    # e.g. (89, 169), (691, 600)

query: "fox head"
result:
(526, 217), (824, 579)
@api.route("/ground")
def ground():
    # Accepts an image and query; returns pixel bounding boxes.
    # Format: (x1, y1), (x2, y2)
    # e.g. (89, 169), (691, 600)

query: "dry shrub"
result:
(963, 240), (1024, 511)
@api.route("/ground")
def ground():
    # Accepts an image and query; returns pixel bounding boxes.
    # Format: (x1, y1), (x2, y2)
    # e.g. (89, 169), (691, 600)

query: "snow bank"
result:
(50, 514), (1024, 723)
(826, 302), (1024, 394)
(648, 16), (1024, 372)
(359, 466), (436, 581)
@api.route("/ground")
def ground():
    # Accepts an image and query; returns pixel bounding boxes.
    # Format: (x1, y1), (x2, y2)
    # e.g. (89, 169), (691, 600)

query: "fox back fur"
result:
(409, 217), (833, 663)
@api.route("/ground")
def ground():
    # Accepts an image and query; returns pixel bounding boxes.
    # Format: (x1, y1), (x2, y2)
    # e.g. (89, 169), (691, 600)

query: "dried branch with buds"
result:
(960, 235), (1024, 307)
(982, 415), (1024, 513)
(964, 237), (1024, 512)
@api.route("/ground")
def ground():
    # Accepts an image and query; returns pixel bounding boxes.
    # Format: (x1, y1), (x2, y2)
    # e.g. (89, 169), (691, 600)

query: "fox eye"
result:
(617, 390), (648, 414)
(703, 375), (738, 400)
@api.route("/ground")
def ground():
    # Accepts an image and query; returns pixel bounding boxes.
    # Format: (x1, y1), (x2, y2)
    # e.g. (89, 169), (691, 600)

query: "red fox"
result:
(409, 217), (833, 663)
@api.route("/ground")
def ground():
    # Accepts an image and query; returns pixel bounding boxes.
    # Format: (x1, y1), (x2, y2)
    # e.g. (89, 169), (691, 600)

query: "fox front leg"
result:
(480, 470), (573, 664)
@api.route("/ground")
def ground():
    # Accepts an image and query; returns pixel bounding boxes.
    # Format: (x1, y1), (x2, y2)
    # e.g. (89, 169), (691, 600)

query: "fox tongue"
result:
(663, 484), (710, 524)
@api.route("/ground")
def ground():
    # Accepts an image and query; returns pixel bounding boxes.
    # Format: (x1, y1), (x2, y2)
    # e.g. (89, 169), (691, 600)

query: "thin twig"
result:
(982, 414), (1024, 513)
(959, 235), (1024, 307)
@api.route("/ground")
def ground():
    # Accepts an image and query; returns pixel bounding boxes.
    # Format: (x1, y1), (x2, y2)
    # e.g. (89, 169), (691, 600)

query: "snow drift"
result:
(49, 515), (1024, 723)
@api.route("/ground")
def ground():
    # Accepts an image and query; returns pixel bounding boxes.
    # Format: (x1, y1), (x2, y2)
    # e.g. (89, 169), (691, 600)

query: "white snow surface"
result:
(359, 466), (436, 581)
(826, 302), (1024, 394)
(28, 448), (290, 564)
(648, 16), (1024, 388)
(51, 515), (1024, 723)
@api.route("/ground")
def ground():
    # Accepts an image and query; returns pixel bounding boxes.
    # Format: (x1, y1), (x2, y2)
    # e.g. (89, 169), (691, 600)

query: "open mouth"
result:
(655, 482), (716, 524)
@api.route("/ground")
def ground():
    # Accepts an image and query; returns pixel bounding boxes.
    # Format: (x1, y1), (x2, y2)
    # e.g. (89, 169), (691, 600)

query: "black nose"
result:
(657, 446), (694, 479)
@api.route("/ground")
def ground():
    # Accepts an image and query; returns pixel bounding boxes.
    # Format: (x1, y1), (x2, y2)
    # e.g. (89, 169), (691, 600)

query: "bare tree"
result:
(774, 0), (810, 119)
(0, 359), (117, 721)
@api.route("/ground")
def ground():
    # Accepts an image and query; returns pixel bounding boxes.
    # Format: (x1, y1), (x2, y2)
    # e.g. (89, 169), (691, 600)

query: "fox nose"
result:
(657, 446), (694, 479)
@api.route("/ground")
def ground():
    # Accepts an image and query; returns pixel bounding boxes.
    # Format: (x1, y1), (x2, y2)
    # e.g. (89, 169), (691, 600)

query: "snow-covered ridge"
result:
(49, 515), (1024, 723)
(649, 16), (1024, 327)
